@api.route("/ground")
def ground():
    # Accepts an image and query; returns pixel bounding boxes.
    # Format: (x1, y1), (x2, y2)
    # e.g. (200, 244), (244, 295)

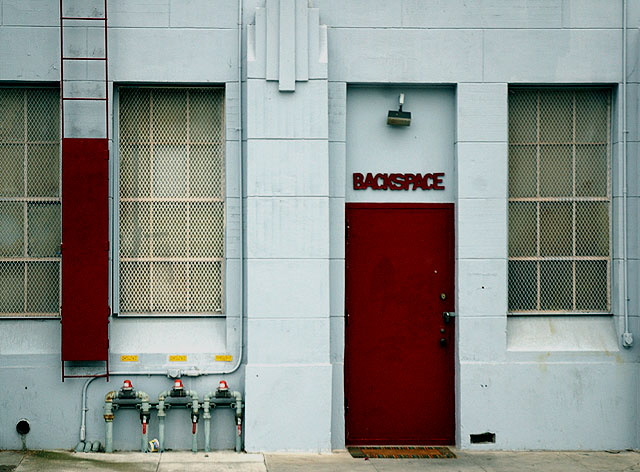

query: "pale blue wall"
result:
(0, 0), (638, 452)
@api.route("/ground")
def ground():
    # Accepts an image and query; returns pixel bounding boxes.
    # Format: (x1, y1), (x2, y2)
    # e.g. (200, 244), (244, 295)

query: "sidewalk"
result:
(2, 449), (640, 471)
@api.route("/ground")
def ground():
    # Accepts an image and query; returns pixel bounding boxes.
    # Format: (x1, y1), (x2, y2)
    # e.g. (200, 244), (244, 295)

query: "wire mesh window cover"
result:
(118, 87), (225, 315)
(0, 88), (61, 317)
(508, 88), (611, 314)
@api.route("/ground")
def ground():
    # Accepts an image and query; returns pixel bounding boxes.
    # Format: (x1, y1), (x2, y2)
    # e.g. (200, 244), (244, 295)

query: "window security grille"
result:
(118, 88), (225, 315)
(0, 88), (61, 317)
(508, 88), (611, 313)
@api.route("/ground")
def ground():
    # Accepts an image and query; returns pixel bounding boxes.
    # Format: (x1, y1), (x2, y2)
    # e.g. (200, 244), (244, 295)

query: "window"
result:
(117, 87), (225, 315)
(508, 88), (611, 314)
(0, 87), (61, 317)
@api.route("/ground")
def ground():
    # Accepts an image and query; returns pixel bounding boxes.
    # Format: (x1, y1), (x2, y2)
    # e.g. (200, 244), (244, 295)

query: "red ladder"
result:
(59, 0), (110, 381)
(60, 0), (109, 139)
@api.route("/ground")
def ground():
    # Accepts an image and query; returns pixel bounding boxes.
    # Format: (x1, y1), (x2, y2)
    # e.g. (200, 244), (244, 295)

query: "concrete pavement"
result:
(2, 449), (640, 471)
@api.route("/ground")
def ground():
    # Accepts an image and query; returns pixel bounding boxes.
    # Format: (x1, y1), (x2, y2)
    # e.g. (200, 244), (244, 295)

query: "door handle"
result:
(443, 312), (455, 324)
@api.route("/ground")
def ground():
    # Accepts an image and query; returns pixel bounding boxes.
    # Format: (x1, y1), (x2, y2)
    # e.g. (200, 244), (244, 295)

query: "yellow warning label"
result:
(169, 355), (188, 362)
(215, 355), (233, 362)
(120, 355), (139, 362)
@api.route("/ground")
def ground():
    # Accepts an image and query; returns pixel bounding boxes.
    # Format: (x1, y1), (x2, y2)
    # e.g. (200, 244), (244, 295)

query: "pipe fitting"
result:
(104, 385), (151, 453)
(103, 397), (115, 422)
(104, 390), (117, 403)
(203, 387), (243, 453)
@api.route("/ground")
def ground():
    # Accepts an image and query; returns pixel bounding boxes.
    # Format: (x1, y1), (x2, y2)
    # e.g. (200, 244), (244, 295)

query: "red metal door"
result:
(345, 203), (455, 445)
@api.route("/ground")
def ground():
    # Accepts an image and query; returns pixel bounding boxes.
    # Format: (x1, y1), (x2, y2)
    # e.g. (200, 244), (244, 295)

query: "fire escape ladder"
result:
(60, 0), (109, 139)
(59, 0), (110, 380)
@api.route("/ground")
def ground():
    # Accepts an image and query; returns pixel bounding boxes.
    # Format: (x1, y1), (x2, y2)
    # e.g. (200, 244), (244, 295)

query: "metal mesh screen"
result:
(0, 88), (61, 317)
(118, 88), (225, 315)
(508, 88), (611, 313)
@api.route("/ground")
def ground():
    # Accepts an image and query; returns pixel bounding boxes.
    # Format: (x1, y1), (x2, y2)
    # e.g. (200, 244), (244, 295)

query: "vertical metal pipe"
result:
(203, 397), (212, 453)
(158, 416), (165, 452)
(157, 396), (166, 452)
(80, 377), (99, 443)
(139, 392), (150, 452)
(235, 400), (243, 452)
(191, 423), (198, 453)
(103, 392), (116, 453)
(622, 0), (633, 347)
(187, 391), (199, 452)
(204, 418), (211, 452)
(104, 421), (113, 453)
(233, 391), (243, 452)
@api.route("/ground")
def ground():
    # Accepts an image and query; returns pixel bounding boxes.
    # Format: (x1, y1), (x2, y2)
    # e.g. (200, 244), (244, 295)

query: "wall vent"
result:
(470, 432), (496, 444)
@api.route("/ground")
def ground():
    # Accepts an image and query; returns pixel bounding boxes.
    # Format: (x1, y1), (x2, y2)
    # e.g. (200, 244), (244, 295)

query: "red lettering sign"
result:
(352, 172), (445, 191)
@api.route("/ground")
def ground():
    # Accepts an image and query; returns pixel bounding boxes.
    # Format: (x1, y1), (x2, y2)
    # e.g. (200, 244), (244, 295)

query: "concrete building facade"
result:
(0, 0), (638, 452)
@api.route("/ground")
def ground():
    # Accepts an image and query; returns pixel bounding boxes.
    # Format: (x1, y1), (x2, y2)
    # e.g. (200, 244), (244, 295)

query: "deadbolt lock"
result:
(440, 293), (447, 300)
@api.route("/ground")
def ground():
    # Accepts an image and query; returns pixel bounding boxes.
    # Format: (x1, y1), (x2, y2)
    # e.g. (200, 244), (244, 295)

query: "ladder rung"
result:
(62, 97), (108, 101)
(61, 16), (107, 21)
(62, 57), (107, 61)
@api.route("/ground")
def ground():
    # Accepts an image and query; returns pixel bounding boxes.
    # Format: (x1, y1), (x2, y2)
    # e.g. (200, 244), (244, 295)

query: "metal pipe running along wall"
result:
(98, 379), (243, 453)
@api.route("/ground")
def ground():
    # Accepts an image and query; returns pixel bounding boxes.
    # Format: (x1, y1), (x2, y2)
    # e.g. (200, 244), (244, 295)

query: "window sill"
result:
(507, 315), (619, 352)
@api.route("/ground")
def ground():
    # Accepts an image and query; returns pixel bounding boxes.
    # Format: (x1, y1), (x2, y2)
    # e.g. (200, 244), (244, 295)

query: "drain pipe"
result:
(621, 0), (633, 348)
(78, 0), (245, 445)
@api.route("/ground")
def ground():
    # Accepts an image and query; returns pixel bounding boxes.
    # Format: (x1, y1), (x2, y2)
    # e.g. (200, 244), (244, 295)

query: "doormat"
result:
(347, 446), (456, 459)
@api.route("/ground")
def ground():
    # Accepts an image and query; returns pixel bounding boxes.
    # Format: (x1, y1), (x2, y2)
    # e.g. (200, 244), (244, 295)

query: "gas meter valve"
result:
(171, 379), (186, 397)
(216, 380), (231, 398)
(119, 379), (137, 399)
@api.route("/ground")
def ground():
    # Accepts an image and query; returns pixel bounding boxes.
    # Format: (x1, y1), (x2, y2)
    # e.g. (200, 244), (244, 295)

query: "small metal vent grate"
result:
(118, 88), (225, 315)
(0, 88), (61, 317)
(508, 88), (611, 313)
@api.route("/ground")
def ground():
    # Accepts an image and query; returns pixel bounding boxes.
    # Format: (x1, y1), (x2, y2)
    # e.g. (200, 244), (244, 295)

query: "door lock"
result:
(440, 293), (447, 300)
(443, 312), (456, 324)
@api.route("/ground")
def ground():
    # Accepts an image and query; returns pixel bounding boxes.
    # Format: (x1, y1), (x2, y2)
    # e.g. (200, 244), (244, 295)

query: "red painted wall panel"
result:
(61, 138), (110, 361)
